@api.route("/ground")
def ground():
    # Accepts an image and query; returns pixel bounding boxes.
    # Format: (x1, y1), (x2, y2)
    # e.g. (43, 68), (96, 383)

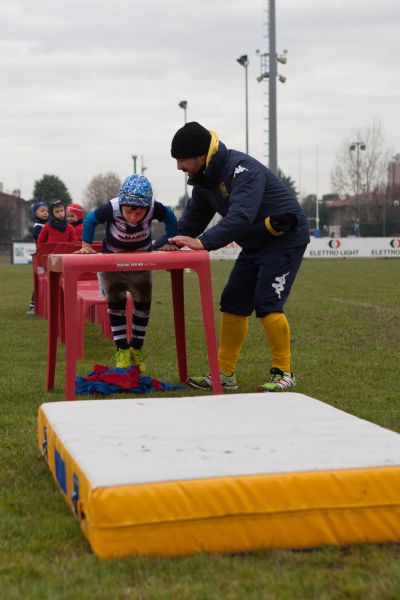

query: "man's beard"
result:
(187, 169), (207, 187)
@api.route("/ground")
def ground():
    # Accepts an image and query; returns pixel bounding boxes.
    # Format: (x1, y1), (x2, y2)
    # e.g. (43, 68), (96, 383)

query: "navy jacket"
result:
(177, 142), (309, 251)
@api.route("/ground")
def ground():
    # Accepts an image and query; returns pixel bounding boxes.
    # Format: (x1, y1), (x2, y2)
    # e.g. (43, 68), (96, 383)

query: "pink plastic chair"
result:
(75, 288), (134, 357)
(31, 243), (62, 316)
(33, 242), (82, 318)
(57, 242), (108, 352)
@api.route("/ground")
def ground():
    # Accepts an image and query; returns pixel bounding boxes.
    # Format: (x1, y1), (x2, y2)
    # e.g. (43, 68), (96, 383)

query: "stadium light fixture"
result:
(178, 100), (188, 124)
(236, 54), (249, 153)
(349, 141), (366, 228)
(277, 50), (288, 64)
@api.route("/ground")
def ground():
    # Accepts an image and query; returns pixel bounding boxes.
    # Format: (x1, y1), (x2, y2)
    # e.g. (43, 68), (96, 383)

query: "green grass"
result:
(1, 259), (400, 599)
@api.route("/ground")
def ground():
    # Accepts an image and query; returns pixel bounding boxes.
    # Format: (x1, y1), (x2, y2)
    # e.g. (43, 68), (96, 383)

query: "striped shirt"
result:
(83, 197), (177, 253)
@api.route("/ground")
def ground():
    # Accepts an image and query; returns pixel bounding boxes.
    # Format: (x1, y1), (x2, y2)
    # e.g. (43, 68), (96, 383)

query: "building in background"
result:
(0, 188), (30, 242)
(388, 154), (400, 188)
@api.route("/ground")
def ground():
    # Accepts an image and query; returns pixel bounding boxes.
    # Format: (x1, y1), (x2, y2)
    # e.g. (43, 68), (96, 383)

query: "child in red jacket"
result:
(66, 203), (85, 241)
(37, 200), (78, 246)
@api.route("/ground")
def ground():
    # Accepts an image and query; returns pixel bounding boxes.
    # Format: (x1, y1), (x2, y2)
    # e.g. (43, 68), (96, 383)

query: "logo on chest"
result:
(219, 182), (230, 199)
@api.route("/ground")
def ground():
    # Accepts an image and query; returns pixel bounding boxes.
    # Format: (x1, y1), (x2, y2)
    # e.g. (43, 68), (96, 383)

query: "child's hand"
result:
(74, 245), (98, 254)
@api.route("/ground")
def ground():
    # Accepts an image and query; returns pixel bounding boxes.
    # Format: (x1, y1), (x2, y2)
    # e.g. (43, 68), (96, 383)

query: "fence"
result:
(210, 238), (400, 260)
(2, 238), (400, 266)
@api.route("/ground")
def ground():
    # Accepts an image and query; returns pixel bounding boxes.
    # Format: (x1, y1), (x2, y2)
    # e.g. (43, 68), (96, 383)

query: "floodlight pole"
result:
(179, 100), (188, 125)
(315, 145), (320, 236)
(236, 55), (249, 153)
(268, 0), (278, 174)
(256, 2), (286, 173)
(179, 100), (189, 201)
(349, 141), (366, 228)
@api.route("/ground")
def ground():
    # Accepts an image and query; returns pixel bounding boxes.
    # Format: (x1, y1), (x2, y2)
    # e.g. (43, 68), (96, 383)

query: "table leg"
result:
(195, 262), (222, 394)
(46, 271), (60, 391)
(63, 273), (79, 400)
(33, 269), (39, 315)
(58, 283), (65, 343)
(170, 269), (188, 383)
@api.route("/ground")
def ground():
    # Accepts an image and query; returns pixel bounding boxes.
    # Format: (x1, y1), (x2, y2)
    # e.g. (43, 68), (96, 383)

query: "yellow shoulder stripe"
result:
(206, 130), (219, 167)
(265, 216), (284, 236)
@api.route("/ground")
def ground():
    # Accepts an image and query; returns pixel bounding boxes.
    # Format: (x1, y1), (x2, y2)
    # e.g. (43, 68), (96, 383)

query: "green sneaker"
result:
(187, 372), (238, 391)
(114, 348), (131, 369)
(130, 347), (145, 373)
(256, 367), (296, 392)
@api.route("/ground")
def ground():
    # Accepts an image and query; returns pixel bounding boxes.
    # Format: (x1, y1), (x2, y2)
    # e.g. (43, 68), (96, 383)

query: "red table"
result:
(46, 250), (222, 399)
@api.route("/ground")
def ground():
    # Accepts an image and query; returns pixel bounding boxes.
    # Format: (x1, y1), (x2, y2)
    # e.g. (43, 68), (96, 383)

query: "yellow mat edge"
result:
(38, 406), (400, 558)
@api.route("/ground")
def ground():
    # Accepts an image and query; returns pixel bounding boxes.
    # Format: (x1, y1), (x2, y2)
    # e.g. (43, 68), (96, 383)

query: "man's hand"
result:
(168, 236), (204, 250)
(155, 243), (180, 252)
(269, 213), (298, 234)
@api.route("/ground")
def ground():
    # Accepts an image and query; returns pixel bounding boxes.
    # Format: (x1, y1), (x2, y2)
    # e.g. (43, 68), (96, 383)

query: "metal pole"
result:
(268, 0), (278, 174)
(245, 61), (249, 154)
(356, 144), (360, 223)
(350, 141), (365, 235)
(382, 200), (386, 236)
(184, 167), (188, 201)
(315, 145), (320, 235)
(183, 105), (188, 198)
(132, 155), (137, 173)
(179, 101), (188, 200)
(236, 55), (249, 154)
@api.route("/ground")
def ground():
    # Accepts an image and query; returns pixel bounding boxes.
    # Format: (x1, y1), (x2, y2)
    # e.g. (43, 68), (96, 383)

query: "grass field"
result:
(1, 259), (400, 599)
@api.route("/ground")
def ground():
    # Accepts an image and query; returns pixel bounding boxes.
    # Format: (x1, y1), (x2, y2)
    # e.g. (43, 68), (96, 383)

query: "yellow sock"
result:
(261, 313), (291, 373)
(218, 312), (249, 375)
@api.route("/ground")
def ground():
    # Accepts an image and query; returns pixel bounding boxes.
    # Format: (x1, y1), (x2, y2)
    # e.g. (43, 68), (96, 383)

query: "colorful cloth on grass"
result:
(76, 364), (184, 395)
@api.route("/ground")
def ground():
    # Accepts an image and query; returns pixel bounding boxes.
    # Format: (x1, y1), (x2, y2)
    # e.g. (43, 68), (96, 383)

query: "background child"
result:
(76, 174), (177, 371)
(66, 203), (85, 241)
(27, 201), (49, 314)
(37, 200), (78, 246)
(31, 201), (49, 243)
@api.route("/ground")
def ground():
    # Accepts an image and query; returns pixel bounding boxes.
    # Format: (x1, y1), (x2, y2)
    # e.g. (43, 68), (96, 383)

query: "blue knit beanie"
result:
(31, 201), (48, 220)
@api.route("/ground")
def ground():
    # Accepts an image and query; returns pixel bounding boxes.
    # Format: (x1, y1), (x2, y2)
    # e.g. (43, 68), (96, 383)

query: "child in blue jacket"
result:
(76, 174), (177, 371)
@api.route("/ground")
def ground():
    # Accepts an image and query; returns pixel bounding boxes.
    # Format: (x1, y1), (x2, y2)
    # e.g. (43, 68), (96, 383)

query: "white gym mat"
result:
(38, 393), (400, 558)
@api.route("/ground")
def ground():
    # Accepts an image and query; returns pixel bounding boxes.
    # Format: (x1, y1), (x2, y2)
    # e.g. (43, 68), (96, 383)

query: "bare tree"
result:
(330, 121), (391, 198)
(83, 172), (121, 210)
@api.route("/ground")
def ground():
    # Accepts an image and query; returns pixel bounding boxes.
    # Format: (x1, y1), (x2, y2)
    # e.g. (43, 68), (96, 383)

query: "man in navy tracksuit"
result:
(169, 122), (309, 392)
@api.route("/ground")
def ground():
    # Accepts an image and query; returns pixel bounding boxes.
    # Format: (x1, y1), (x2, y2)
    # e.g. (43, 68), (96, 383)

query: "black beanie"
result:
(171, 122), (211, 159)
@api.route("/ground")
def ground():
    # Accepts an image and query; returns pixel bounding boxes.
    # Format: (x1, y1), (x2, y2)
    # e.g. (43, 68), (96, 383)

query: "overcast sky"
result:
(1, 0), (399, 206)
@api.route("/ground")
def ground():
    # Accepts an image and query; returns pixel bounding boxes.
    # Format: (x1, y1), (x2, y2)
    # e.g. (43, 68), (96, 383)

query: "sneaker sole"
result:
(186, 380), (238, 391)
(256, 386), (278, 393)
(186, 379), (212, 390)
(256, 385), (295, 393)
